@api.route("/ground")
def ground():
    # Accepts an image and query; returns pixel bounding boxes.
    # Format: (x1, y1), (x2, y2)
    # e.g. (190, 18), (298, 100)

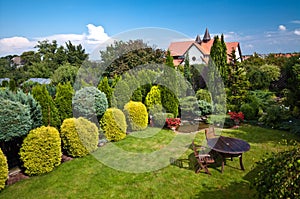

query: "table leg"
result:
(239, 154), (245, 170)
(221, 156), (225, 173)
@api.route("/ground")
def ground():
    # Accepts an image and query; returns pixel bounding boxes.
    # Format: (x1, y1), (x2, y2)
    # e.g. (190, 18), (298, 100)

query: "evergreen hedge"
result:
(0, 148), (8, 190)
(124, 101), (148, 131)
(60, 117), (99, 157)
(100, 108), (127, 142)
(19, 126), (61, 176)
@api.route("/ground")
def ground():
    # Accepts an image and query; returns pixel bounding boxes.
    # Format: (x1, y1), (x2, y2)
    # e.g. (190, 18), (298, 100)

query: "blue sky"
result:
(0, 0), (300, 56)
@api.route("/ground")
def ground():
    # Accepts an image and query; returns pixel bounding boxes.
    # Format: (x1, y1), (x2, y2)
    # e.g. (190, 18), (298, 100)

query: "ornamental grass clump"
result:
(19, 126), (61, 176)
(60, 117), (99, 158)
(124, 101), (148, 131)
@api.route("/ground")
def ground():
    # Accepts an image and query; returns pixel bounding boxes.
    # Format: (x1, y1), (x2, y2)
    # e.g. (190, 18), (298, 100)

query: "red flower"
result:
(166, 118), (181, 128)
(228, 111), (244, 123)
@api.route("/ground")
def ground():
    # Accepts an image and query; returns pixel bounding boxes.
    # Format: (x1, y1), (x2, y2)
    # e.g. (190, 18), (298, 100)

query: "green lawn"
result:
(1, 125), (299, 199)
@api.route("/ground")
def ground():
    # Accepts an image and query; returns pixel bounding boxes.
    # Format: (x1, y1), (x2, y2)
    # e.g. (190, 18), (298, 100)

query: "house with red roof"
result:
(168, 28), (242, 66)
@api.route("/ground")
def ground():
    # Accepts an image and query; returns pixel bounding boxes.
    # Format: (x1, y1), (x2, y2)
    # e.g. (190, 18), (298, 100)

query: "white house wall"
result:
(182, 44), (206, 65)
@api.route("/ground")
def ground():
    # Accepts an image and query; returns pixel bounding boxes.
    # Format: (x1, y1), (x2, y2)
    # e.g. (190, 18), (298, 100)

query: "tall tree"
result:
(227, 49), (250, 110)
(100, 40), (164, 77)
(184, 53), (191, 83)
(165, 50), (174, 67)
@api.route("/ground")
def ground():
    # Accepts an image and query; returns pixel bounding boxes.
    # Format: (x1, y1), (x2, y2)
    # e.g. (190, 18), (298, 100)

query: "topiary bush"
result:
(195, 89), (212, 102)
(0, 148), (8, 190)
(124, 101), (148, 131)
(19, 126), (61, 176)
(252, 146), (300, 199)
(60, 117), (99, 158)
(72, 87), (108, 121)
(240, 103), (256, 120)
(0, 98), (32, 142)
(100, 108), (127, 142)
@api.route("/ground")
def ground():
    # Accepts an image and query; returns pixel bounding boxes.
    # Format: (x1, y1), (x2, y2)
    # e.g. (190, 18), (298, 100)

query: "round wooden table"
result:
(207, 136), (250, 173)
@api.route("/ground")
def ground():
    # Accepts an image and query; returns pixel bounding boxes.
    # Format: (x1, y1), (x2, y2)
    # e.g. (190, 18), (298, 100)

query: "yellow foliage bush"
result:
(0, 148), (8, 190)
(100, 108), (127, 142)
(60, 117), (99, 157)
(19, 126), (61, 176)
(124, 101), (148, 131)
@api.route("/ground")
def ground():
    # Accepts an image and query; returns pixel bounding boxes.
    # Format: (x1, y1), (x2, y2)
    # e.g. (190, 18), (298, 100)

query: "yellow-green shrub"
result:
(19, 126), (61, 176)
(100, 108), (127, 141)
(60, 117), (99, 157)
(0, 148), (8, 190)
(124, 101), (148, 131)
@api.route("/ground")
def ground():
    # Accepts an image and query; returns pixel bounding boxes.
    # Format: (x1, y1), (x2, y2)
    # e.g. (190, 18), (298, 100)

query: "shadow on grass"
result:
(193, 181), (256, 199)
(193, 163), (261, 199)
(170, 152), (223, 174)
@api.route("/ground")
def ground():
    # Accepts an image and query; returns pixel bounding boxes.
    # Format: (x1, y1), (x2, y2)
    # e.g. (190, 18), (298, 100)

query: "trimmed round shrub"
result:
(0, 98), (32, 142)
(240, 103), (256, 120)
(72, 87), (108, 121)
(0, 148), (8, 190)
(124, 101), (148, 131)
(19, 126), (61, 176)
(60, 117), (99, 157)
(252, 146), (300, 199)
(100, 108), (127, 142)
(153, 113), (174, 127)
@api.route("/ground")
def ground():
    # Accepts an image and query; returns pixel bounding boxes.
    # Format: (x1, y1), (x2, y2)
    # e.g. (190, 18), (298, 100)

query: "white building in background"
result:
(168, 28), (243, 66)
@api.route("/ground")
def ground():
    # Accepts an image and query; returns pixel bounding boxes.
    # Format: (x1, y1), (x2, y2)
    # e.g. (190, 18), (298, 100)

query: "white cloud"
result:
(86, 24), (110, 44)
(0, 24), (110, 57)
(0, 37), (36, 56)
(278, 25), (286, 31)
(290, 20), (300, 24)
(294, 29), (300, 36)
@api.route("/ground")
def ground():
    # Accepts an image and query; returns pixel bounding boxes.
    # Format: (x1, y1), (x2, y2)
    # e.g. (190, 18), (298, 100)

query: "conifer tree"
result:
(227, 49), (250, 110)
(32, 84), (60, 128)
(55, 82), (74, 122)
(98, 76), (113, 107)
(165, 50), (174, 67)
(184, 53), (191, 83)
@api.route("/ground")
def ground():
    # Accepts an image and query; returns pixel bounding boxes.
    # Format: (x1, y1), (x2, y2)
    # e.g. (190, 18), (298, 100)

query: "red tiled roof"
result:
(226, 42), (239, 56)
(199, 39), (214, 55)
(168, 40), (207, 56)
(173, 59), (184, 66)
(168, 41), (194, 56)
